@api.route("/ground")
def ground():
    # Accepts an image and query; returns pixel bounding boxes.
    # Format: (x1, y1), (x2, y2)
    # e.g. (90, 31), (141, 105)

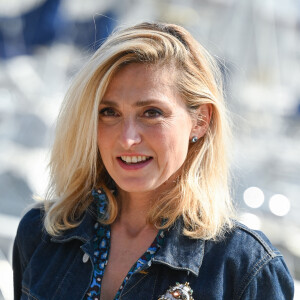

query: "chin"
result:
(115, 176), (175, 195)
(114, 177), (156, 192)
(117, 184), (156, 194)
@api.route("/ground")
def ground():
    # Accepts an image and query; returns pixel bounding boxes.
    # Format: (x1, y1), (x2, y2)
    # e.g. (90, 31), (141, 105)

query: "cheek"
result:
(155, 129), (190, 166)
(171, 139), (190, 164)
(97, 126), (112, 159)
(97, 130), (103, 153)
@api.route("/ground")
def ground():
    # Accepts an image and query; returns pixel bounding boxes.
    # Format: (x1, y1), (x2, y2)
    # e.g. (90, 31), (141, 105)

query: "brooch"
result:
(158, 282), (194, 300)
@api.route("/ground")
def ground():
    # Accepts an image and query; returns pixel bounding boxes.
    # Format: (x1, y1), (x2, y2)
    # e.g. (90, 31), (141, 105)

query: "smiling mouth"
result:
(119, 155), (152, 164)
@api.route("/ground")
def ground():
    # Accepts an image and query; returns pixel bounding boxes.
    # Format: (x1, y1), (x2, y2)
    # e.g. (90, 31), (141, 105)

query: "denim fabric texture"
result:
(13, 201), (294, 300)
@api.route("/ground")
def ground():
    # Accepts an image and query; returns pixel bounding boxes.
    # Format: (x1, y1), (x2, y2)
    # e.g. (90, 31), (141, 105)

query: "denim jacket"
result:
(13, 203), (294, 300)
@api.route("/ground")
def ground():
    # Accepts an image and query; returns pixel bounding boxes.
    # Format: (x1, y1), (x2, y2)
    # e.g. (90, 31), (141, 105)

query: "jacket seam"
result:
(152, 259), (198, 276)
(151, 239), (204, 277)
(51, 235), (89, 244)
(22, 285), (39, 300)
(235, 252), (272, 299)
(151, 270), (158, 300)
(234, 223), (276, 257)
(52, 249), (81, 299)
(120, 273), (148, 298)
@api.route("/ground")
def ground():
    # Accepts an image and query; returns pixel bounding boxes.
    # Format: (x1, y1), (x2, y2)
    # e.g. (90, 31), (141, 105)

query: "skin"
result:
(97, 63), (211, 300)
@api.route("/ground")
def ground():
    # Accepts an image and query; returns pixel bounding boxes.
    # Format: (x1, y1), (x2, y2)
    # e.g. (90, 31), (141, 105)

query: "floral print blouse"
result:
(84, 189), (165, 300)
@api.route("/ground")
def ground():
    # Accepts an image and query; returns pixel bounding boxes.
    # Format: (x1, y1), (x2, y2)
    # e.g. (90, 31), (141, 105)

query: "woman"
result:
(13, 22), (294, 300)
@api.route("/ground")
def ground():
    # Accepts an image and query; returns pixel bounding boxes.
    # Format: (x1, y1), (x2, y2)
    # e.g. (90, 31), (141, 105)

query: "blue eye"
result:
(144, 109), (163, 118)
(99, 108), (118, 117)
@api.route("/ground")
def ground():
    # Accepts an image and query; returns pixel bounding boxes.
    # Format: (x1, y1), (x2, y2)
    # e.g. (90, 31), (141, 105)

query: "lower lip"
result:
(117, 157), (153, 170)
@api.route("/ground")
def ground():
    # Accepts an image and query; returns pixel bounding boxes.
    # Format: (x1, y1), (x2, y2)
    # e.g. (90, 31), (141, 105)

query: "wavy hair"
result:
(44, 22), (235, 239)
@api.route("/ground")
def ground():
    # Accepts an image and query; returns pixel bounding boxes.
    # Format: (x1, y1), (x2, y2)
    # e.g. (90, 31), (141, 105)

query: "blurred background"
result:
(0, 0), (299, 299)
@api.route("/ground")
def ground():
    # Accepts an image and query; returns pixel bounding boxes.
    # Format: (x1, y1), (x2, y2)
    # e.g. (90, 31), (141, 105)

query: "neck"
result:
(114, 190), (157, 237)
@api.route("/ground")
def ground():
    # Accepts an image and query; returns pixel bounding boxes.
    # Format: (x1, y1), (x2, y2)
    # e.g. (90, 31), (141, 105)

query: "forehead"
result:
(110, 63), (177, 88)
(102, 63), (186, 109)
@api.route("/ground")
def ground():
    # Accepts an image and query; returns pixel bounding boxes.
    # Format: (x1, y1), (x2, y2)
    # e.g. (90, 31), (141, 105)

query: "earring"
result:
(191, 136), (198, 143)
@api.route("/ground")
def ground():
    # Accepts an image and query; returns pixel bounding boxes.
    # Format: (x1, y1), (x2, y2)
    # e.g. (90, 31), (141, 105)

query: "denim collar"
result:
(51, 189), (107, 243)
(152, 218), (205, 276)
(50, 201), (98, 244)
(51, 193), (205, 276)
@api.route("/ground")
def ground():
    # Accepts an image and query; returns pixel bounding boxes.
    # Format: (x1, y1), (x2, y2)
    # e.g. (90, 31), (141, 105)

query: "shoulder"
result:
(204, 222), (294, 299)
(205, 221), (286, 272)
(217, 221), (280, 257)
(17, 205), (45, 237)
(14, 205), (46, 263)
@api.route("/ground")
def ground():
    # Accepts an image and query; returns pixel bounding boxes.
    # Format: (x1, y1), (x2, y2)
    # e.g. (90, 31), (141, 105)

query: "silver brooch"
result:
(158, 282), (194, 300)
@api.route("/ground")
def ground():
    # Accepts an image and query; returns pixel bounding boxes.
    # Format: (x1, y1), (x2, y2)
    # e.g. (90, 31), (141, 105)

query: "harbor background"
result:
(0, 0), (299, 298)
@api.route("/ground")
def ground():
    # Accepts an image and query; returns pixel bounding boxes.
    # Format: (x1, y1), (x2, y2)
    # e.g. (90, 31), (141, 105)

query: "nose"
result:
(118, 118), (142, 149)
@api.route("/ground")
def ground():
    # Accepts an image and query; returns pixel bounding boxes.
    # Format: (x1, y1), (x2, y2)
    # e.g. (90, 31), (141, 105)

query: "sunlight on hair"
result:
(44, 22), (234, 239)
(243, 186), (264, 209)
(269, 194), (290, 217)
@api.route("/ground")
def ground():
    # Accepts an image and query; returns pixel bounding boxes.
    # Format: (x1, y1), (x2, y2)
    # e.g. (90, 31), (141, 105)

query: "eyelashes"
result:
(99, 107), (164, 119)
(99, 107), (119, 117)
(143, 108), (163, 118)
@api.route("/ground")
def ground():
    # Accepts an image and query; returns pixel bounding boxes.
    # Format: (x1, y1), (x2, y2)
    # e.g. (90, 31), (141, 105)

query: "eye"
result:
(99, 107), (118, 117)
(144, 108), (163, 118)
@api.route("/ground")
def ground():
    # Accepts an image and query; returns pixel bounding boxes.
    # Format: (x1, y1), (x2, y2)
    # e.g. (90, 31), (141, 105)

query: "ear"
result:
(189, 104), (212, 140)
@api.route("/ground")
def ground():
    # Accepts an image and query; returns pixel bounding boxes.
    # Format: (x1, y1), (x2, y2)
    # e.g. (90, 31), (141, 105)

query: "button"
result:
(82, 253), (89, 263)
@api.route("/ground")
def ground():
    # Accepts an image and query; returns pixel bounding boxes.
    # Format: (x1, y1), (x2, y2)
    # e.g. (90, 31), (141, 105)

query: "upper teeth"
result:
(120, 156), (149, 164)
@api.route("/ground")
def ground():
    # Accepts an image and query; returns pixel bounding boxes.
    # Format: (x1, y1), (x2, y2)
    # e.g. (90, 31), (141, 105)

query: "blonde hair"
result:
(44, 22), (235, 239)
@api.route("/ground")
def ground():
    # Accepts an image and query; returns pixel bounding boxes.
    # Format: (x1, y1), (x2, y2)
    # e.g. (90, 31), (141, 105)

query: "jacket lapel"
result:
(152, 219), (205, 276)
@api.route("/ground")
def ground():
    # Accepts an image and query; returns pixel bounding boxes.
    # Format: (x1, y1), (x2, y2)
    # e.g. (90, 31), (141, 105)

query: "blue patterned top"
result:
(84, 189), (165, 300)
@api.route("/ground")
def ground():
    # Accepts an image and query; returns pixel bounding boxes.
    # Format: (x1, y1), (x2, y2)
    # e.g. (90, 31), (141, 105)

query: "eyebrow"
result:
(100, 99), (165, 107)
